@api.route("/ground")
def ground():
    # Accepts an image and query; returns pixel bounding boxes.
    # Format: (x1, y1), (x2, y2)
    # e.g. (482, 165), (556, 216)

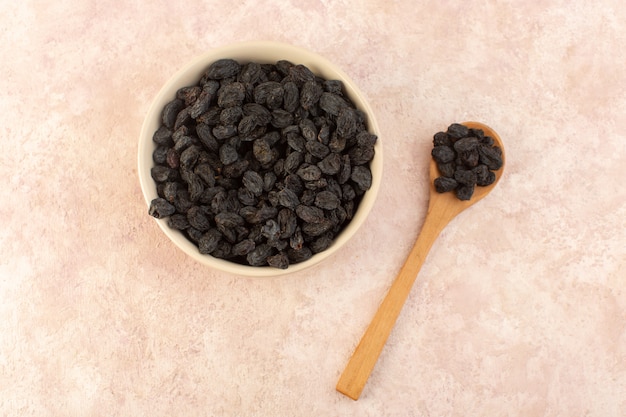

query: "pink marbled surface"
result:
(1, 1), (625, 416)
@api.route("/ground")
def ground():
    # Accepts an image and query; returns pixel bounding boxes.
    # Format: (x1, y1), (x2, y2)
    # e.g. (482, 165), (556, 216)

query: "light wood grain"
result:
(336, 122), (505, 400)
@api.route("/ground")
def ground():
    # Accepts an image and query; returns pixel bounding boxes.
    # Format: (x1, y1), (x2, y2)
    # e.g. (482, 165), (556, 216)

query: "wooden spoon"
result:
(336, 121), (506, 400)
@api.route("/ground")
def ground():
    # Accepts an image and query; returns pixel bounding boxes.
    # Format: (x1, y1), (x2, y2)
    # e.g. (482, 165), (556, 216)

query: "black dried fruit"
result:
(149, 59), (377, 267)
(299, 119), (317, 142)
(153, 146), (168, 164)
(356, 131), (377, 149)
(337, 108), (359, 139)
(232, 239), (256, 256)
(220, 106), (243, 125)
(431, 146), (456, 164)
(437, 162), (456, 178)
(278, 208), (298, 239)
(162, 182), (179, 202)
(283, 81), (300, 113)
(246, 244), (273, 266)
(323, 79), (343, 94)
(289, 229), (304, 250)
(300, 81), (323, 110)
(196, 106), (222, 126)
(310, 235), (333, 254)
(187, 206), (211, 232)
(447, 123), (469, 140)
(242, 170), (264, 196)
(215, 212), (245, 235)
(302, 219), (333, 237)
(431, 123), (502, 200)
(177, 86), (202, 106)
(434, 177), (458, 193)
(217, 82), (246, 108)
(189, 88), (213, 118)
(478, 144), (503, 170)
(473, 164), (496, 186)
(161, 99), (184, 129)
(297, 164), (322, 181)
(338, 155), (351, 184)
(277, 188), (300, 209)
(153, 125), (173, 146)
(348, 146), (375, 166)
(454, 169), (477, 186)
(252, 138), (273, 165)
(271, 109), (294, 128)
(203, 59), (241, 80)
(222, 159), (249, 179)
(456, 184), (475, 201)
(187, 173), (205, 202)
(179, 145), (200, 169)
(305, 140), (330, 159)
(212, 241), (232, 258)
(317, 152), (341, 175)
(267, 252), (289, 269)
(433, 131), (451, 147)
(287, 246), (313, 263)
(254, 81), (284, 109)
(289, 64), (316, 84)
(314, 190), (340, 210)
(168, 214), (190, 230)
(284, 174), (304, 195)
(219, 144), (239, 165)
(237, 187), (256, 206)
(319, 92), (348, 116)
(284, 151), (304, 173)
(329, 132), (346, 153)
(243, 103), (272, 125)
(213, 125), (237, 140)
(295, 205), (325, 223)
(149, 198), (175, 218)
(198, 229), (222, 254)
(261, 219), (281, 241)
(173, 107), (192, 131)
(350, 165), (372, 191)
(151, 166), (175, 183)
(453, 137), (480, 154)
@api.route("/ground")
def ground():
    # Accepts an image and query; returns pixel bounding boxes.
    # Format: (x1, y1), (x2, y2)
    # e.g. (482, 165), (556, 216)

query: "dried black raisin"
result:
(434, 177), (458, 193)
(267, 252), (289, 269)
(198, 229), (222, 254)
(314, 190), (341, 210)
(203, 59), (241, 80)
(246, 244), (273, 266)
(149, 198), (175, 218)
(277, 188), (300, 209)
(447, 123), (469, 140)
(350, 165), (372, 191)
(295, 205), (325, 223)
(431, 146), (456, 164)
(242, 170), (264, 196)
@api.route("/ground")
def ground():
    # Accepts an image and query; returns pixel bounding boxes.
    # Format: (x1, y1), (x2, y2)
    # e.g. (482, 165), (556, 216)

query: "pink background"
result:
(1, 1), (624, 416)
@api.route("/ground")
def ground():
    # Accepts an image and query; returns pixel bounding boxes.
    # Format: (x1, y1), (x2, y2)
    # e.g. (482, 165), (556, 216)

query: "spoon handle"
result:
(336, 207), (449, 400)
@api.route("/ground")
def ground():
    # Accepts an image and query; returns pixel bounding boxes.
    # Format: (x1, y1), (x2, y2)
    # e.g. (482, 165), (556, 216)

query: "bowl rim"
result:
(138, 40), (382, 276)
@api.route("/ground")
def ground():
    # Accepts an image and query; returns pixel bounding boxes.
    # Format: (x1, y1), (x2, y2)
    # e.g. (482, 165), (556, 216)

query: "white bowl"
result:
(138, 41), (382, 276)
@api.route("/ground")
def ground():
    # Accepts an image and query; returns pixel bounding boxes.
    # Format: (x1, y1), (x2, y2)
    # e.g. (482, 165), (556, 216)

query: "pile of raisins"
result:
(148, 59), (376, 268)
(431, 123), (502, 200)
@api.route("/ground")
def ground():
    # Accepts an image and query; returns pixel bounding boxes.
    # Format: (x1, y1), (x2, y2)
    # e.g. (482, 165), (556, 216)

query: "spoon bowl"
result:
(427, 121), (506, 221)
(336, 121), (505, 400)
